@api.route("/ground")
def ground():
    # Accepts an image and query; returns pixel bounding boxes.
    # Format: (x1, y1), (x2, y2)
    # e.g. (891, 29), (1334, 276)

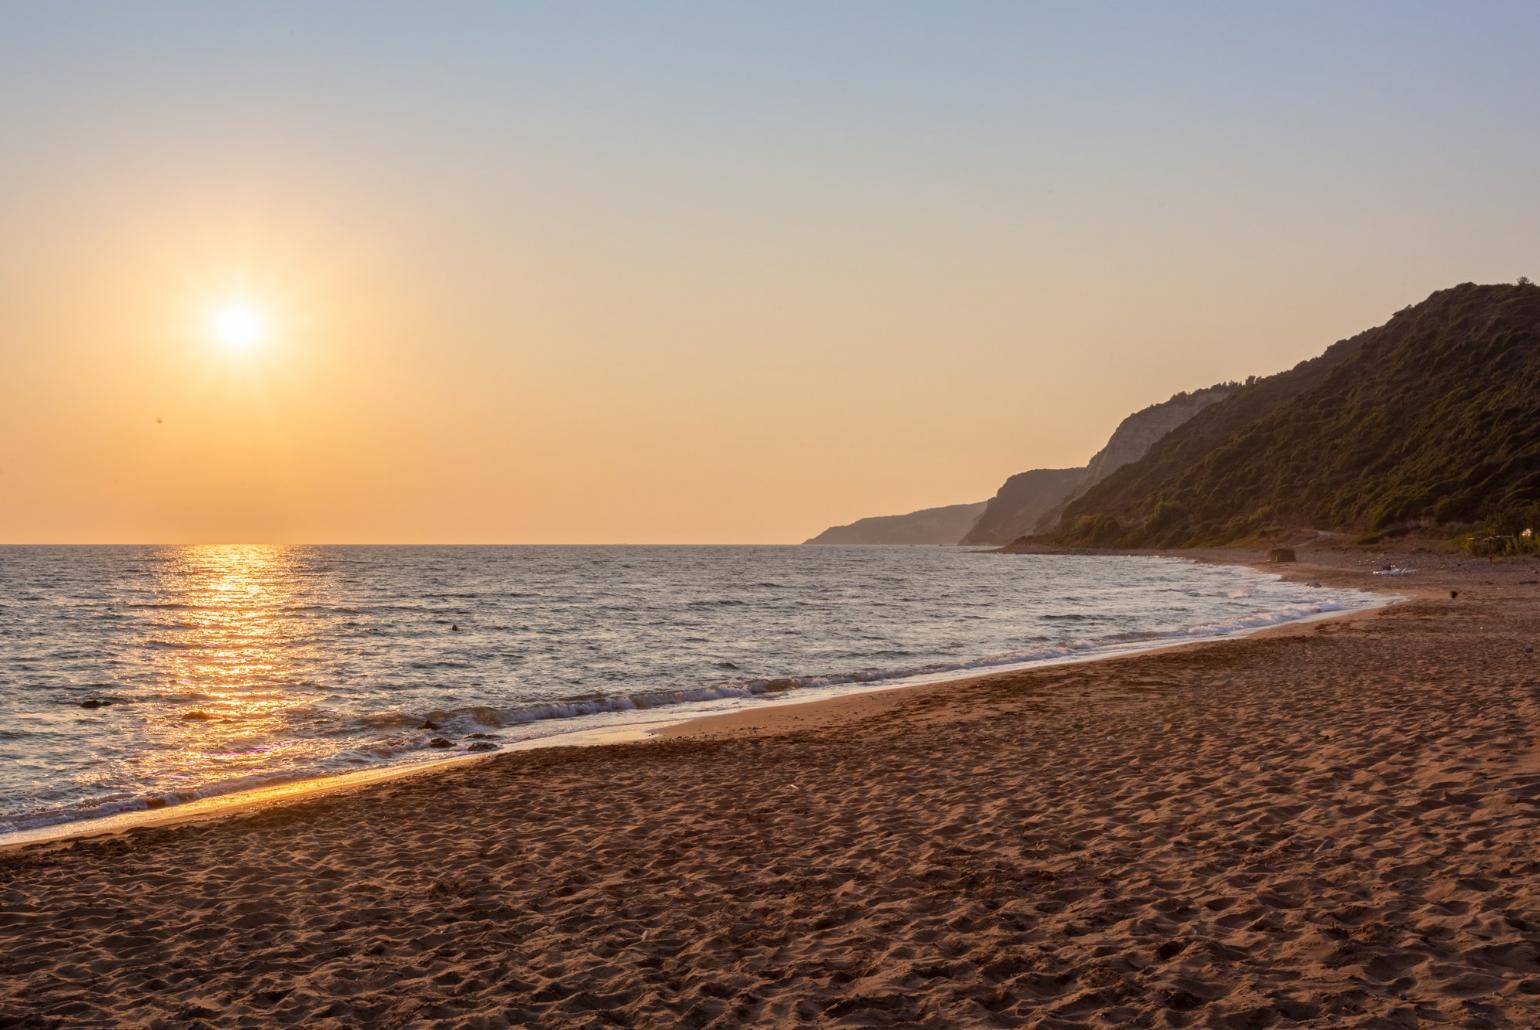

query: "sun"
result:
(211, 303), (267, 350)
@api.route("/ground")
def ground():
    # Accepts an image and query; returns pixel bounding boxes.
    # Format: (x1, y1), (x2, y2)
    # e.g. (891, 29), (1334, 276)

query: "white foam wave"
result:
(344, 596), (1385, 739)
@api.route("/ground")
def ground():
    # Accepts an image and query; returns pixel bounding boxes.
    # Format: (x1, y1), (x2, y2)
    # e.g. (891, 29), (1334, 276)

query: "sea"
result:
(0, 545), (1385, 834)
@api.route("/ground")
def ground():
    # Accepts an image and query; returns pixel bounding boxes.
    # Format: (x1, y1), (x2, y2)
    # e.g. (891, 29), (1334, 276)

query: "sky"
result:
(2, 1), (1538, 544)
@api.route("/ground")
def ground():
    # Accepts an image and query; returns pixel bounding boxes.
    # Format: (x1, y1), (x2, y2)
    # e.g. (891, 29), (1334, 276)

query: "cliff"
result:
(1079, 386), (1237, 492)
(957, 469), (1082, 546)
(960, 385), (1234, 545)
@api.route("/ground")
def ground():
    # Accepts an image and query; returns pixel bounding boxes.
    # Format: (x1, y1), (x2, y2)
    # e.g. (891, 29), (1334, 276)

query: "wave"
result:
(327, 595), (1380, 739)
(0, 744), (456, 836)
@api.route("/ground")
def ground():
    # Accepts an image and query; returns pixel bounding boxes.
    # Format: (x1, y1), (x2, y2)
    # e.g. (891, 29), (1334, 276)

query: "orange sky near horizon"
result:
(3, 4), (1537, 544)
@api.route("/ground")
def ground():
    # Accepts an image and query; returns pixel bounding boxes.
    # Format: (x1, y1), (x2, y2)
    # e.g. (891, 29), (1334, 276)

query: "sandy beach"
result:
(4, 549), (1540, 1027)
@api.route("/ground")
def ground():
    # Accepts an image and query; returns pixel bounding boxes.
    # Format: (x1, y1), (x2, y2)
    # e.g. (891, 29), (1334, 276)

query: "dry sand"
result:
(4, 550), (1540, 1027)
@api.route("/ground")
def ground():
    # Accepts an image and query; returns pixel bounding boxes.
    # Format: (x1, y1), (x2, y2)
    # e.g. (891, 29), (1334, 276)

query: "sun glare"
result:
(211, 304), (267, 350)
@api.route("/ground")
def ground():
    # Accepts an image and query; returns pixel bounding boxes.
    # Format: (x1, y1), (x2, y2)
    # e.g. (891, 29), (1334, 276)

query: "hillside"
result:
(958, 469), (1082, 546)
(1054, 282), (1540, 546)
(961, 385), (1234, 545)
(804, 501), (987, 545)
(1028, 384), (1236, 535)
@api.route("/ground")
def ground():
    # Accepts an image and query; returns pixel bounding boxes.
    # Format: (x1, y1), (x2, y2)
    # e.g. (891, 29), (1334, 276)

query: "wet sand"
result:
(4, 549), (1540, 1026)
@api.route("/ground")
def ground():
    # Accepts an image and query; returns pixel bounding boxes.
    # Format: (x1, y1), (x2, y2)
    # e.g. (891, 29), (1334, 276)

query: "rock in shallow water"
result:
(428, 737), (453, 748)
(466, 741), (499, 753)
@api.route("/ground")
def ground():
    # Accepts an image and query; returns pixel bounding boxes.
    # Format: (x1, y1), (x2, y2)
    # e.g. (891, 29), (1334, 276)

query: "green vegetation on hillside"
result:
(1053, 282), (1540, 547)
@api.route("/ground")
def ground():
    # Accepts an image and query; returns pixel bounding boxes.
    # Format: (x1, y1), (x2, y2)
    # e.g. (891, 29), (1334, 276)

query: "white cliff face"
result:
(1080, 386), (1234, 491)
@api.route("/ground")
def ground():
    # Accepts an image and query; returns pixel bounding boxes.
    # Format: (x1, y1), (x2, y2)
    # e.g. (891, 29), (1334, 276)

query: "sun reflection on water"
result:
(128, 544), (321, 795)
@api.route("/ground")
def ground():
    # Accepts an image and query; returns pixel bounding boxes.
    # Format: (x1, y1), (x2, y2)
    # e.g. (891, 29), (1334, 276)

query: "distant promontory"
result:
(804, 281), (1540, 551)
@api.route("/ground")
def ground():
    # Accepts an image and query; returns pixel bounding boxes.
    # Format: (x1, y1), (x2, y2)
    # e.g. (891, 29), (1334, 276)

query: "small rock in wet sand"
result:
(428, 737), (453, 748)
(467, 742), (499, 752)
